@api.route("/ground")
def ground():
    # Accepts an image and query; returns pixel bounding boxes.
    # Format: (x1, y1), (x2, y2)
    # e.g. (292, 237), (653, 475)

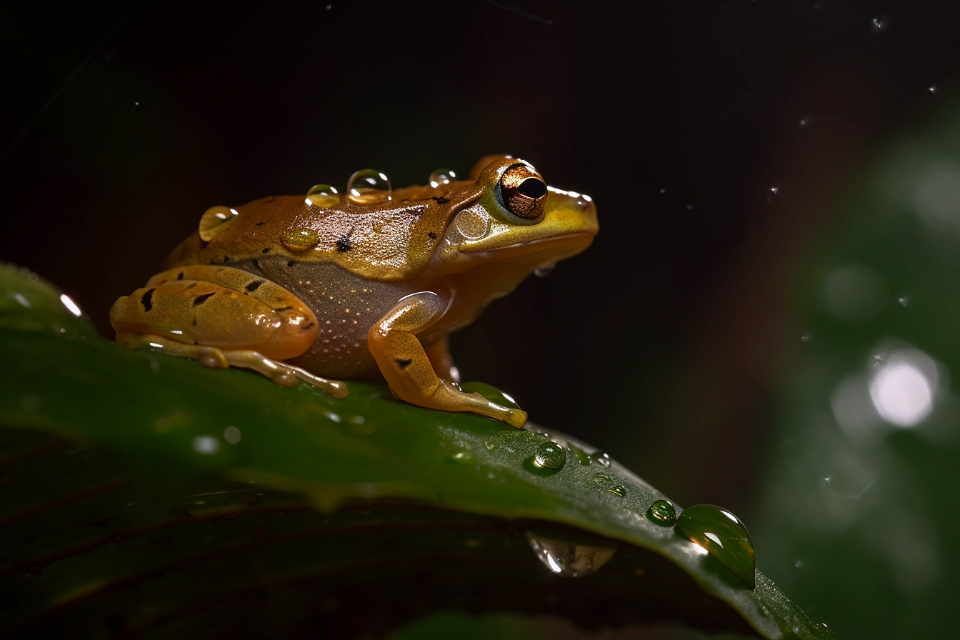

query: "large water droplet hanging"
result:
(281, 227), (320, 252)
(675, 504), (756, 589)
(646, 499), (678, 526)
(346, 169), (392, 204)
(534, 442), (566, 469)
(429, 169), (457, 188)
(596, 453), (611, 468)
(525, 531), (617, 577)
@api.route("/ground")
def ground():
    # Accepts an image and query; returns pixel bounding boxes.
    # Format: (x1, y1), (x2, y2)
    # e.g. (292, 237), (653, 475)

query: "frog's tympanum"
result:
(110, 156), (598, 427)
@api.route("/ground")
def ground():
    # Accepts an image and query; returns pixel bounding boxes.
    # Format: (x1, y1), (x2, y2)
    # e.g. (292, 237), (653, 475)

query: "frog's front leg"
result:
(423, 336), (460, 384)
(109, 266), (347, 398)
(368, 292), (527, 428)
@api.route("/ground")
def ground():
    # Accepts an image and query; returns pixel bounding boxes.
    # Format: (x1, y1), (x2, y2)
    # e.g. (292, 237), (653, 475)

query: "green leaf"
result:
(0, 263), (831, 639)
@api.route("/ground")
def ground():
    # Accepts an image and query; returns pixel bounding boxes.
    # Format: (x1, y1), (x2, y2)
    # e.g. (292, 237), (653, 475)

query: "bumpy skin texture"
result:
(110, 156), (598, 427)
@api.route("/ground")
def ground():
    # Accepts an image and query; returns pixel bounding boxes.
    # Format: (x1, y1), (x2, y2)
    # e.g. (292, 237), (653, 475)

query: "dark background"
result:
(4, 1), (960, 638)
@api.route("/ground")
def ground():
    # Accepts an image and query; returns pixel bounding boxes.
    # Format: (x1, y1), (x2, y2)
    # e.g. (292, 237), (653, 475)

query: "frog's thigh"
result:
(110, 266), (346, 397)
(368, 292), (527, 428)
(111, 266), (318, 360)
(423, 336), (460, 383)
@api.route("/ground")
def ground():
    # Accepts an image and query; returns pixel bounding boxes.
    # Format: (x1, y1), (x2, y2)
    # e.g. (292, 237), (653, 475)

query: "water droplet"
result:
(192, 436), (220, 455)
(525, 531), (618, 577)
(534, 442), (566, 469)
(429, 169), (457, 188)
(592, 472), (626, 497)
(769, 186), (779, 195)
(929, 85), (937, 94)
(224, 426), (242, 444)
(898, 296), (909, 307)
(483, 440), (497, 451)
(149, 360), (160, 371)
(199, 205), (239, 242)
(305, 184), (339, 207)
(799, 117), (809, 128)
(647, 499), (678, 526)
(569, 446), (592, 466)
(346, 169), (392, 203)
(12, 292), (31, 308)
(801, 334), (813, 343)
(307, 183), (338, 196)
(596, 453), (611, 468)
(281, 227), (320, 252)
(460, 381), (520, 409)
(534, 264), (555, 277)
(659, 188), (666, 194)
(795, 559), (804, 569)
(448, 451), (474, 464)
(675, 504), (756, 589)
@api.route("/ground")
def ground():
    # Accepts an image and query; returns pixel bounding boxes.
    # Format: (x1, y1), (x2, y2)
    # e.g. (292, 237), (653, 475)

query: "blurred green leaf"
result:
(750, 101), (960, 639)
(0, 263), (830, 639)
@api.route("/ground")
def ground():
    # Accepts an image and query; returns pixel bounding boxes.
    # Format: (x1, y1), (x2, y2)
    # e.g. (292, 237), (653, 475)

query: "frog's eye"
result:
(199, 205), (239, 242)
(499, 164), (547, 220)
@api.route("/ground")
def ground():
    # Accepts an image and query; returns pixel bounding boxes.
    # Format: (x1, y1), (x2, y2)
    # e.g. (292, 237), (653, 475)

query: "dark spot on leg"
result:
(193, 292), (216, 307)
(256, 221), (266, 226)
(396, 358), (412, 369)
(185, 282), (199, 290)
(252, 258), (261, 271)
(177, 272), (184, 280)
(245, 280), (264, 292)
(287, 260), (296, 267)
(140, 288), (155, 312)
(427, 232), (437, 239)
(430, 196), (451, 205)
(191, 319), (198, 326)
(302, 322), (315, 330)
(199, 239), (209, 249)
(262, 247), (270, 253)
(223, 255), (231, 262)
(336, 236), (352, 252)
(274, 306), (294, 312)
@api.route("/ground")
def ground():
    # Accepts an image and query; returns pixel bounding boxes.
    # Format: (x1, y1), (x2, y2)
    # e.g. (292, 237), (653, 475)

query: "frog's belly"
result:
(261, 261), (415, 379)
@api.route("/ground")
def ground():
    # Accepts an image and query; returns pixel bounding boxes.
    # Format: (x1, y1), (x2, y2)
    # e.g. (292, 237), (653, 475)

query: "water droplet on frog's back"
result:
(675, 504), (756, 589)
(525, 531), (618, 577)
(346, 169), (391, 204)
(306, 184), (339, 207)
(428, 168), (457, 188)
(534, 442), (566, 469)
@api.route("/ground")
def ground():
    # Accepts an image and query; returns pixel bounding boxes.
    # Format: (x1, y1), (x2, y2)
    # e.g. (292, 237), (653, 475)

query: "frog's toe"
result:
(220, 350), (347, 398)
(503, 408), (528, 429)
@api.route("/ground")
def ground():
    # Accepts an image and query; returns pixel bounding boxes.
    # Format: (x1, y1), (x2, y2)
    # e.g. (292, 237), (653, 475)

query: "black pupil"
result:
(517, 177), (547, 198)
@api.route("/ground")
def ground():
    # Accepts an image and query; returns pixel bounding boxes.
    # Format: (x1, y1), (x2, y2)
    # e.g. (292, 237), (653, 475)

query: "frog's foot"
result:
(118, 333), (348, 399)
(369, 291), (528, 428)
(221, 350), (349, 398)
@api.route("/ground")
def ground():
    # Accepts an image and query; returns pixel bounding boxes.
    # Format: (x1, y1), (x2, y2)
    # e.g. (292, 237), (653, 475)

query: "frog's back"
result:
(166, 181), (483, 282)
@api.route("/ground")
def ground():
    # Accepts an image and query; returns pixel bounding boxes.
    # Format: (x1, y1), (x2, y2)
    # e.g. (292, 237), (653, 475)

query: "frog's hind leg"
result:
(111, 265), (348, 398)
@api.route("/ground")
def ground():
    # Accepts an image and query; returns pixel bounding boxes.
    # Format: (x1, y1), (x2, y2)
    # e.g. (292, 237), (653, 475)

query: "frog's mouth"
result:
(459, 199), (598, 260)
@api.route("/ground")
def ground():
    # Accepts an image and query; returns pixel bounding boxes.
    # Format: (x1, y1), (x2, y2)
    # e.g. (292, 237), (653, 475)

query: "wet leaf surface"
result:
(0, 263), (832, 639)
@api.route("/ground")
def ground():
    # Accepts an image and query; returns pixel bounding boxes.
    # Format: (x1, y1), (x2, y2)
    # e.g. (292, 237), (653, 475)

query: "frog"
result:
(109, 155), (598, 428)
